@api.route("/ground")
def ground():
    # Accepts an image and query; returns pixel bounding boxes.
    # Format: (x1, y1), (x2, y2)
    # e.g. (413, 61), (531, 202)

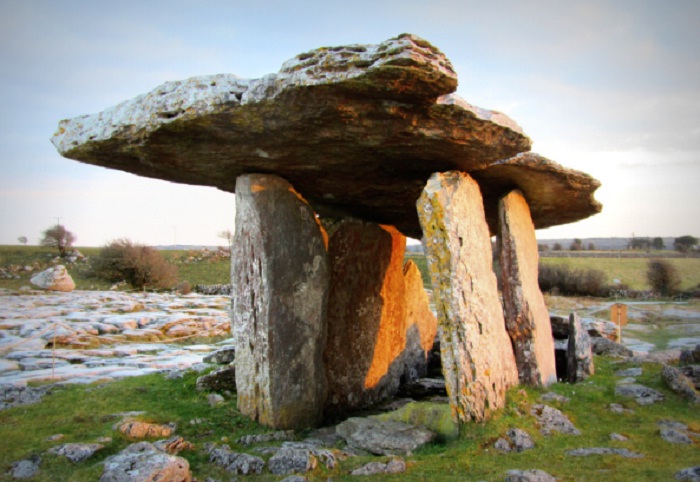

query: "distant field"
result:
(3, 245), (699, 293)
(540, 256), (700, 290)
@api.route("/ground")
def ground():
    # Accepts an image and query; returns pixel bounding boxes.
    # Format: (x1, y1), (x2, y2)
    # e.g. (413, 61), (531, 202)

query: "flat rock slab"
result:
(567, 447), (644, 458)
(615, 383), (664, 405)
(101, 442), (191, 481)
(336, 417), (436, 455)
(51, 35), (600, 238)
(48, 443), (103, 463)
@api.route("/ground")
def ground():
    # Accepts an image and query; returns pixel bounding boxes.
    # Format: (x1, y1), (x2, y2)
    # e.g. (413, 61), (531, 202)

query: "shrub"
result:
(646, 259), (681, 296)
(92, 239), (178, 289)
(538, 264), (609, 297)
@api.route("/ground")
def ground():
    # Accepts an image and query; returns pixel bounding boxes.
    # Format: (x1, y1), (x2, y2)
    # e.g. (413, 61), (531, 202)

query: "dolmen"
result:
(52, 34), (601, 429)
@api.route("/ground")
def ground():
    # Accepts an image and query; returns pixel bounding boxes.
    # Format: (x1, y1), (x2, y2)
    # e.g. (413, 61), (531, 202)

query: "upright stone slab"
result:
(231, 174), (329, 429)
(402, 260), (438, 383)
(417, 171), (518, 424)
(568, 313), (594, 383)
(499, 189), (557, 386)
(324, 220), (407, 417)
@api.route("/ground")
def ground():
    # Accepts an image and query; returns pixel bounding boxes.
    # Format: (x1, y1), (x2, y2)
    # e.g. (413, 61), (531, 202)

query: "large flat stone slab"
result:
(323, 220), (406, 417)
(232, 174), (329, 429)
(48, 34), (607, 239)
(417, 171), (518, 423)
(499, 189), (556, 386)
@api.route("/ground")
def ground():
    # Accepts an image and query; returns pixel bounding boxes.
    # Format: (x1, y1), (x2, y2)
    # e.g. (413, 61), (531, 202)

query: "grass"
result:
(540, 256), (700, 291)
(1, 358), (699, 480)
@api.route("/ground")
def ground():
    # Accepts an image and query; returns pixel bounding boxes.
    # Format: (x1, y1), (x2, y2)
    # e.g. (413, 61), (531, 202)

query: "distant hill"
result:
(536, 237), (677, 251)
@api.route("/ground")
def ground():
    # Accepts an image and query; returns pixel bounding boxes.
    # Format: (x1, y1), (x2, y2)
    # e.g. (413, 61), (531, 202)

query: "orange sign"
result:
(611, 303), (628, 326)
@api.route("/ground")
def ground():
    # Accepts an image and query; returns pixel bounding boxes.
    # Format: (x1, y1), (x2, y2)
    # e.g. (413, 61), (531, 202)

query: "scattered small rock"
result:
(661, 428), (693, 444)
(615, 367), (642, 377)
(505, 469), (557, 482)
(268, 447), (317, 475)
(614, 383), (664, 405)
(351, 458), (406, 475)
(608, 403), (634, 414)
(101, 441), (191, 481)
(48, 443), (104, 462)
(397, 378), (447, 398)
(540, 392), (570, 403)
(609, 433), (628, 441)
(196, 365), (237, 393)
(280, 476), (308, 482)
(530, 404), (581, 436)
(118, 421), (175, 439)
(0, 384), (51, 411)
(591, 338), (633, 357)
(679, 345), (700, 366)
(662, 365), (700, 404)
(208, 393), (225, 406)
(567, 447), (644, 458)
(8, 457), (40, 479)
(336, 417), (436, 456)
(676, 466), (700, 481)
(207, 444), (264, 475)
(46, 434), (65, 442)
(494, 437), (513, 453)
(30, 265), (75, 292)
(153, 435), (194, 454)
(237, 430), (295, 445)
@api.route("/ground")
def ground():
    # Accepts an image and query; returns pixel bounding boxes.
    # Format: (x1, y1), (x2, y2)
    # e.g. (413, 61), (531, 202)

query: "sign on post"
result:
(610, 303), (627, 343)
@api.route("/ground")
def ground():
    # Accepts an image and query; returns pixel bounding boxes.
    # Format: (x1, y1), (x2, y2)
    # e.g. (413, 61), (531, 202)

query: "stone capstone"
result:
(568, 313), (594, 383)
(52, 35), (601, 239)
(336, 417), (436, 455)
(324, 219), (406, 417)
(30, 265), (75, 292)
(100, 442), (191, 482)
(231, 174), (329, 429)
(417, 171), (518, 423)
(499, 189), (557, 386)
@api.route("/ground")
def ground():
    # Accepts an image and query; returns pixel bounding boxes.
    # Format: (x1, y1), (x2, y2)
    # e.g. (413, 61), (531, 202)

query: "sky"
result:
(1, 0), (699, 247)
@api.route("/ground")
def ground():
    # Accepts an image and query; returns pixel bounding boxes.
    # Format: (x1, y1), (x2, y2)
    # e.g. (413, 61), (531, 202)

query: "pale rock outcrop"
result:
(232, 174), (329, 429)
(100, 442), (191, 482)
(30, 265), (75, 292)
(402, 260), (438, 383)
(567, 313), (594, 382)
(324, 220), (406, 417)
(417, 171), (518, 423)
(499, 189), (557, 386)
(336, 417), (436, 455)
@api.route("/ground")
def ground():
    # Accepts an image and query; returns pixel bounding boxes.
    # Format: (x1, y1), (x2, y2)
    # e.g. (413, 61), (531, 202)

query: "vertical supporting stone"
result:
(568, 313), (594, 383)
(417, 171), (518, 424)
(499, 189), (557, 386)
(231, 174), (329, 429)
(402, 260), (438, 383)
(323, 220), (407, 418)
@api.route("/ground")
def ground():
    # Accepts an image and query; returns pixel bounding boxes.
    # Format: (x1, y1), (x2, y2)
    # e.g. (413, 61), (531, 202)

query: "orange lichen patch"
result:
(250, 183), (267, 193)
(363, 225), (407, 389)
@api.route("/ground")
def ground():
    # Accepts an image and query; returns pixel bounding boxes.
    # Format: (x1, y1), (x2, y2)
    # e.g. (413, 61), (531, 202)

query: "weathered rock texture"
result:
(499, 189), (557, 386)
(473, 152), (602, 235)
(51, 35), (601, 238)
(231, 174), (329, 429)
(417, 171), (519, 423)
(101, 442), (191, 482)
(30, 265), (75, 292)
(324, 220), (407, 417)
(567, 313), (594, 382)
(402, 260), (438, 383)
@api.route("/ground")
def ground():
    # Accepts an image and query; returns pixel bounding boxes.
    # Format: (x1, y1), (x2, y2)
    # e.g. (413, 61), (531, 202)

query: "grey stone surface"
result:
(324, 219), (406, 417)
(567, 447), (644, 458)
(568, 313), (594, 382)
(499, 189), (557, 386)
(662, 365), (700, 404)
(615, 383), (664, 405)
(268, 447), (317, 475)
(505, 469), (557, 482)
(351, 459), (406, 475)
(30, 265), (75, 292)
(237, 430), (295, 446)
(0, 383), (51, 411)
(540, 392), (570, 404)
(48, 443), (104, 462)
(100, 442), (191, 481)
(530, 404), (581, 436)
(676, 466), (700, 481)
(418, 171), (518, 424)
(203, 346), (235, 365)
(9, 457), (40, 479)
(196, 365), (236, 393)
(507, 428), (535, 452)
(591, 337), (634, 357)
(207, 444), (264, 475)
(232, 174), (329, 429)
(336, 417), (436, 455)
(660, 428), (693, 444)
(615, 367), (642, 377)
